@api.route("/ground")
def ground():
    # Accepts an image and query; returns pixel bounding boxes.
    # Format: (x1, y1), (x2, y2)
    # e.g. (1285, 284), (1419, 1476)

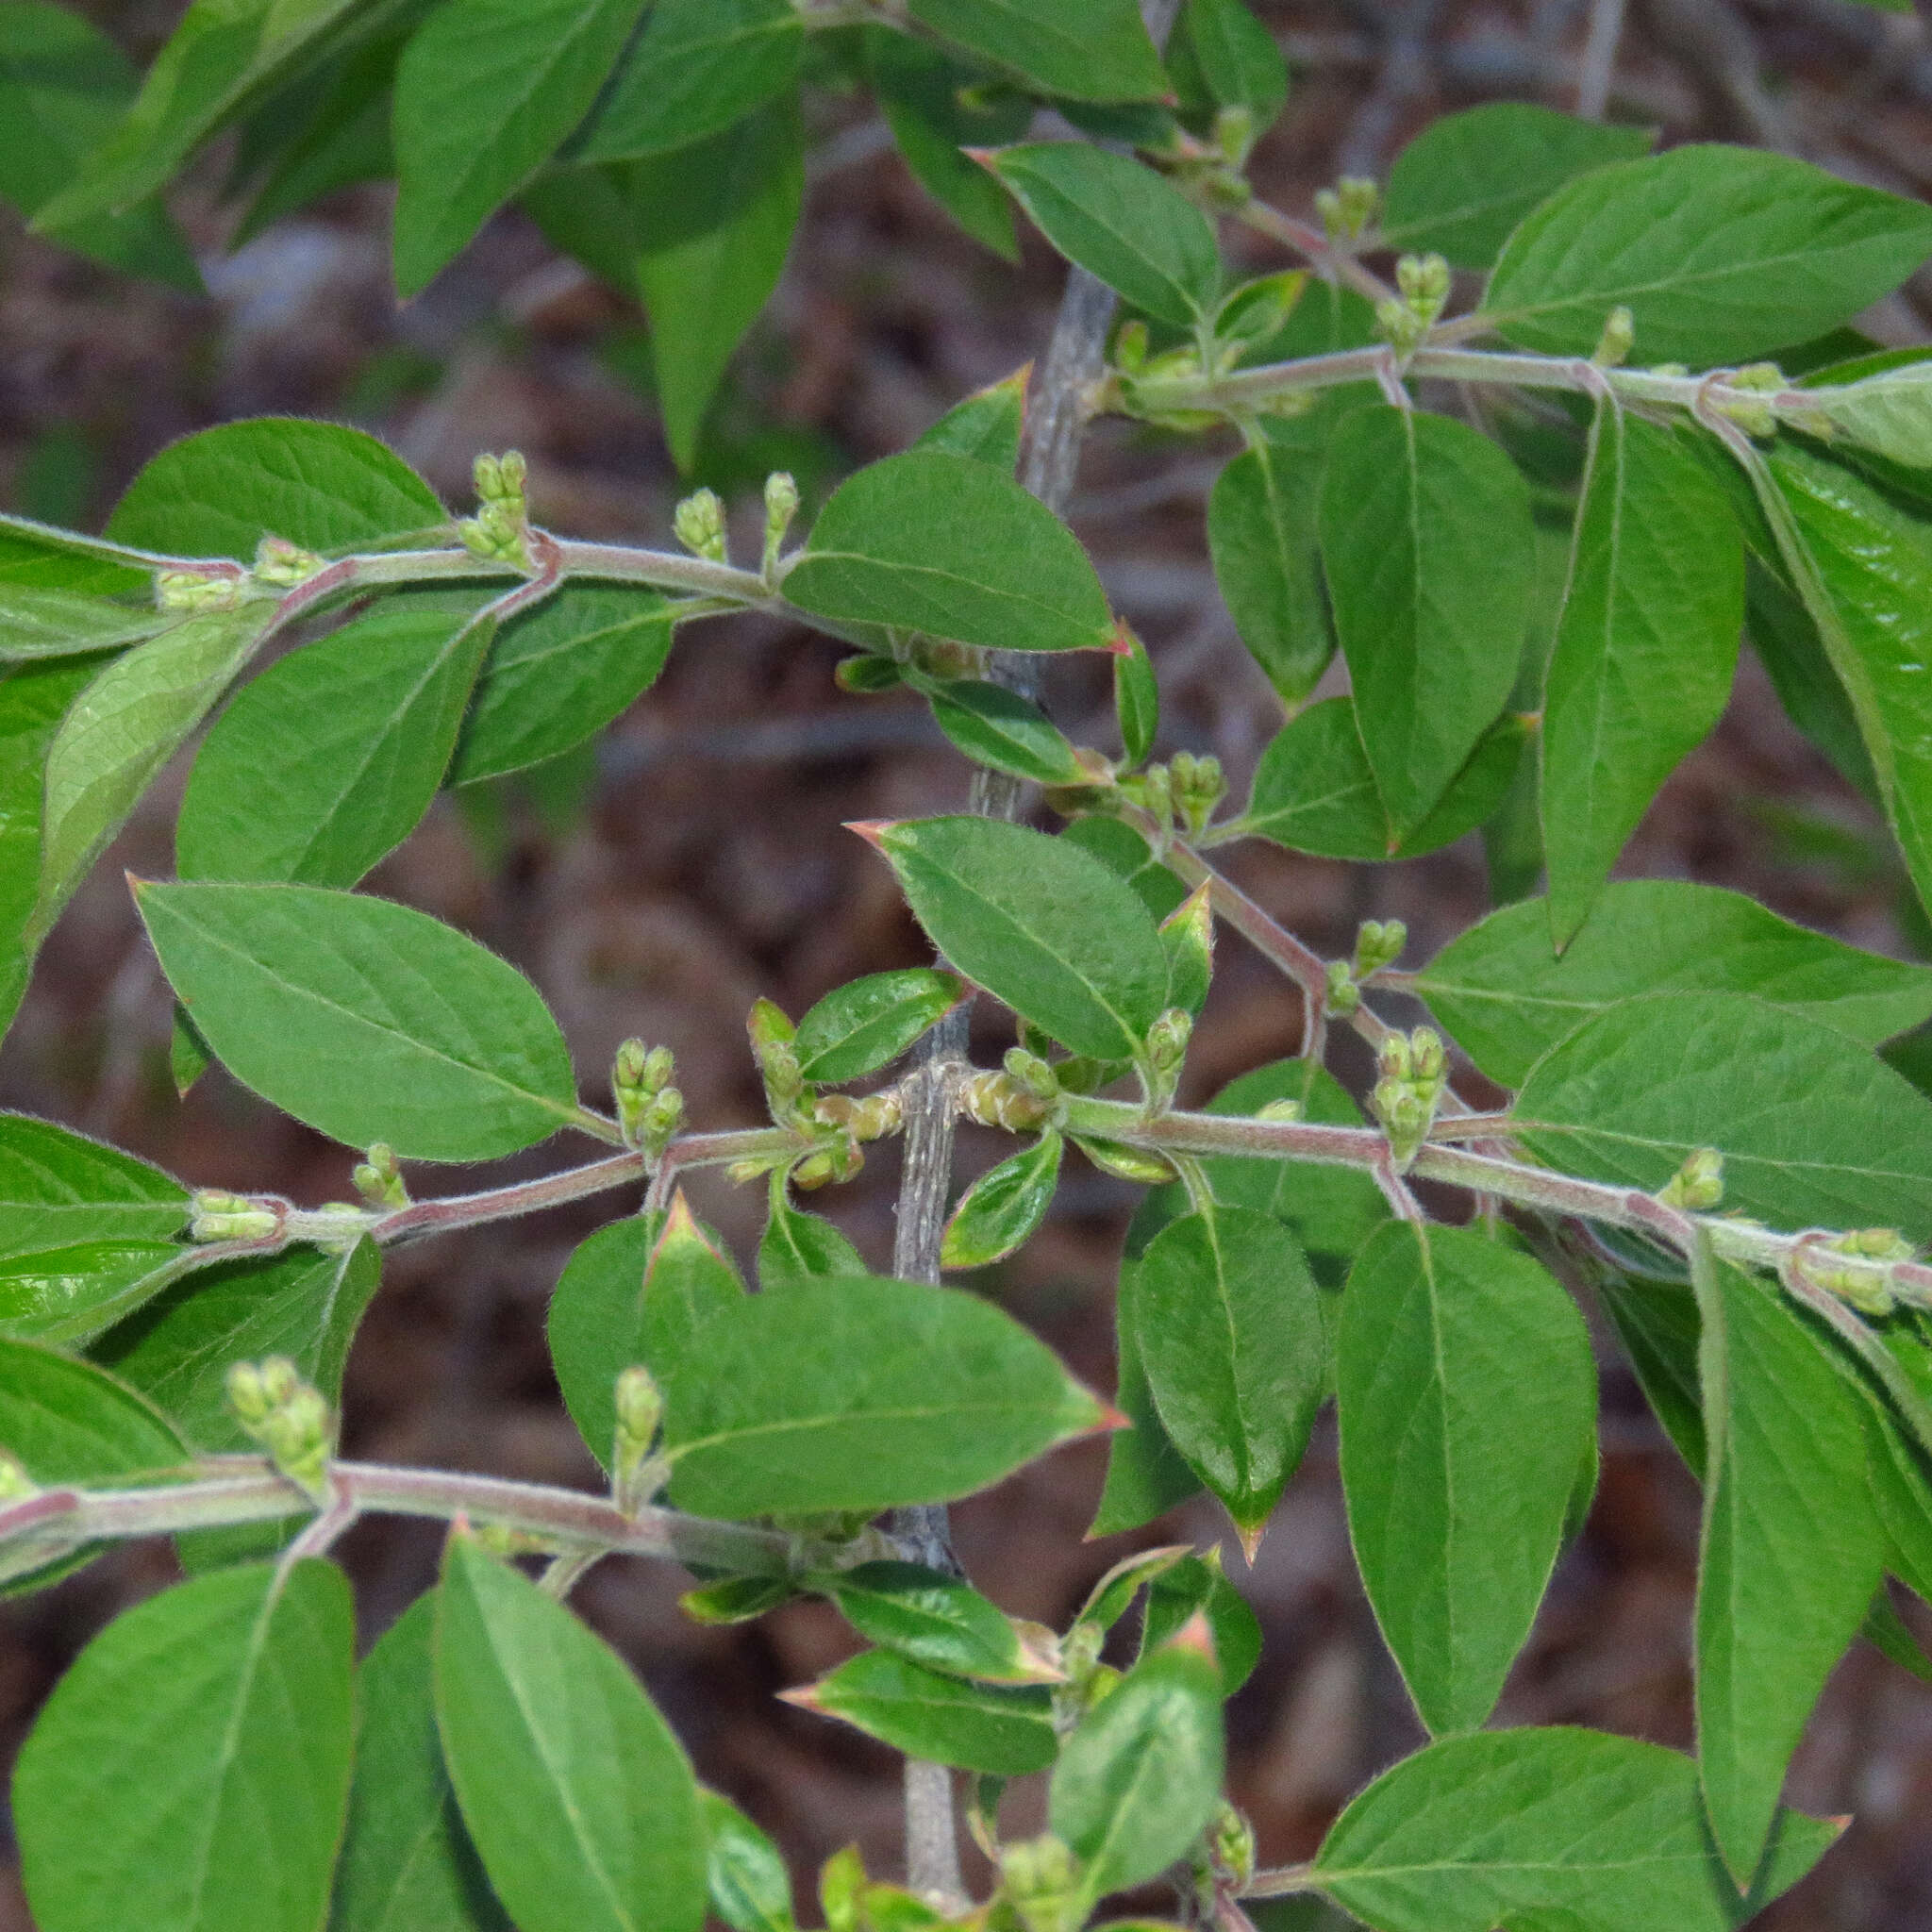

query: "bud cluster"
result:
(958, 1070), (1055, 1133)
(1142, 1006), (1193, 1111)
(996, 1833), (1083, 1932)
(612, 1363), (665, 1510)
(1708, 362), (1788, 440)
(1354, 918), (1407, 979)
(352, 1141), (408, 1211)
(674, 486), (727, 563)
(613, 1037), (683, 1158)
(189, 1188), (282, 1244)
(1376, 252), (1451, 358)
(458, 451), (531, 566)
(1798, 1226), (1918, 1317)
(1314, 174), (1378, 243)
(761, 470), (799, 580)
(1371, 1026), (1447, 1171)
(1657, 1146), (1724, 1213)
(1118, 751), (1225, 841)
(251, 534), (325, 589)
(225, 1357), (332, 1502)
(747, 999), (810, 1127)
(156, 569), (243, 613)
(1325, 956), (1360, 1017)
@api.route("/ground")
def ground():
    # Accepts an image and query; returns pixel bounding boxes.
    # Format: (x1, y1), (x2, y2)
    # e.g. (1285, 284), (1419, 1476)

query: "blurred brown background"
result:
(7, 2), (1932, 1925)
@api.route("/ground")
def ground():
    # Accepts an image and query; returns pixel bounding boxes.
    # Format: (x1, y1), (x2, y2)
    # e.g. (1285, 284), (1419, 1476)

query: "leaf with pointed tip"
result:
(179, 600), (494, 886)
(435, 1535), (708, 1932)
(15, 1560), (355, 1932)
(792, 1650), (1056, 1775)
(1542, 407), (1743, 943)
(941, 1131), (1063, 1270)
(1124, 1204), (1325, 1549)
(1168, 0), (1287, 131)
(0, 587), (174, 660)
(870, 816), (1167, 1059)
(1485, 145), (1932, 363)
(757, 1190), (865, 1291)
(793, 968), (966, 1084)
(987, 143), (1220, 326)
(576, 0), (801, 161)
(107, 419), (444, 561)
(785, 452), (1113, 655)
(1311, 1727), (1838, 1932)
(912, 369), (1029, 470)
(0, 1113), (186, 1258)
(334, 1592), (510, 1932)
(1113, 626), (1158, 766)
(1690, 1243), (1881, 1884)
(1338, 1223), (1596, 1735)
(658, 1274), (1104, 1518)
(1090, 1306), (1204, 1537)
(922, 677), (1089, 788)
(135, 880), (583, 1162)
(907, 0), (1168, 103)
(821, 1560), (1045, 1684)
(1049, 1646), (1225, 1904)
(392, 0), (647, 293)
(34, 608), (272, 943)
(1515, 991), (1932, 1243)
(699, 1790), (796, 1932)
(1208, 440), (1335, 704)
(1380, 104), (1653, 269)
(1419, 879), (1932, 1090)
(1139, 1554), (1261, 1694)
(1318, 405), (1534, 838)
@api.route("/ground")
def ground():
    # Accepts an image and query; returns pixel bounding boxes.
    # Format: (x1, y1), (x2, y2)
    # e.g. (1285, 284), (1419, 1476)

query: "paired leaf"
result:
(1317, 406), (1534, 837)
(1484, 145), (1932, 363)
(1515, 991), (1932, 1242)
(986, 144), (1221, 326)
(922, 677), (1090, 787)
(657, 1274), (1103, 1518)
(1312, 1727), (1837, 1931)
(15, 1561), (355, 1932)
(785, 452), (1113, 654)
(633, 96), (805, 472)
(1418, 879), (1932, 1089)
(1690, 1245), (1881, 1884)
(1380, 104), (1653, 268)
(906, 0), (1168, 103)
(178, 599), (494, 886)
(106, 419), (444, 561)
(941, 1130), (1064, 1270)
(1338, 1224), (1597, 1735)
(791, 1649), (1055, 1774)
(136, 881), (583, 1162)
(1208, 439), (1334, 704)
(794, 968), (965, 1083)
(334, 1592), (509, 1932)
(868, 816), (1168, 1059)
(1541, 407), (1743, 943)
(822, 1560), (1050, 1683)
(435, 1535), (708, 1932)
(1124, 1204), (1325, 1550)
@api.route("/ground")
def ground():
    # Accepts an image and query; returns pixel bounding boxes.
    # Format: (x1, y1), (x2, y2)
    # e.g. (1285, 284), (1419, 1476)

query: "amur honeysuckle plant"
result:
(12, 4), (1932, 1931)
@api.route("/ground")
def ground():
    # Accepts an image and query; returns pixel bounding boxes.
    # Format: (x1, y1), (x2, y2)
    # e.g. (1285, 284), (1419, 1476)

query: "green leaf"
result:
(1312, 1727), (1838, 1932)
(1690, 1244), (1881, 1884)
(791, 1650), (1055, 1775)
(699, 1790), (796, 1932)
(334, 1592), (509, 1932)
(794, 968), (966, 1083)
(107, 419), (445, 562)
(451, 585), (678, 785)
(758, 1187), (866, 1291)
(633, 95), (805, 473)
(0, 1112), (186, 1257)
(392, 0), (646, 293)
(913, 368), (1029, 471)
(1239, 696), (1529, 860)
(987, 143), (1221, 326)
(908, 0), (1167, 102)
(1542, 408), (1743, 942)
(1139, 1552), (1262, 1695)
(1515, 991), (1932, 1243)
(870, 816), (1167, 1060)
(0, 1242), (204, 1350)
(941, 1130), (1063, 1270)
(1417, 879), (1932, 1090)
(1749, 556), (1881, 804)
(1090, 1305), (1204, 1537)
(1124, 1204), (1325, 1551)
(436, 1534), (708, 1932)
(1049, 1644), (1225, 1903)
(1059, 816), (1189, 923)
(0, 585), (175, 660)
(135, 880), (583, 1162)
(0, 1339), (191, 1590)
(1208, 441), (1334, 704)
(0, 3), (198, 288)
(28, 0), (372, 232)
(1113, 626), (1158, 766)
(94, 1241), (379, 1449)
(865, 29), (1025, 261)
(1318, 405), (1534, 838)
(178, 600), (494, 886)
(1168, 0), (1288, 132)
(34, 608), (272, 942)
(1764, 442), (1932, 920)
(1599, 1274), (1705, 1471)
(0, 514), (155, 594)
(521, 160), (641, 291)
(1807, 358), (1932, 468)
(658, 1274), (1104, 1518)
(1380, 104), (1653, 269)
(1338, 1223), (1596, 1735)
(1485, 145), (1932, 363)
(0, 658), (100, 1031)
(15, 1560), (355, 1932)
(785, 451), (1113, 654)
(922, 676), (1089, 787)
(576, 0), (801, 161)
(821, 1560), (1044, 1683)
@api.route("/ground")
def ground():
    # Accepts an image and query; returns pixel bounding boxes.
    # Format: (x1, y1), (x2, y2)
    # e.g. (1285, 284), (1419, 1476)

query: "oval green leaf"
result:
(793, 968), (966, 1084)
(941, 1130), (1063, 1270)
(906, 0), (1168, 103)
(822, 1559), (1040, 1684)
(791, 1649), (1055, 1775)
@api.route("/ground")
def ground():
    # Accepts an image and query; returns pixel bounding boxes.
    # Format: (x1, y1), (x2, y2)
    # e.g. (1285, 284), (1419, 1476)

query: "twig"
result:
(1235, 201), (1397, 308)
(1575, 0), (1627, 119)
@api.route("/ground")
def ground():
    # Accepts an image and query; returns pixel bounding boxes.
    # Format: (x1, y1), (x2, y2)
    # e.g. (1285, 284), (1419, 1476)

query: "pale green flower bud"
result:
(1657, 1146), (1724, 1212)
(1593, 305), (1635, 368)
(1353, 918), (1407, 979)
(190, 1189), (281, 1243)
(674, 487), (727, 563)
(252, 535), (325, 588)
(352, 1142), (408, 1210)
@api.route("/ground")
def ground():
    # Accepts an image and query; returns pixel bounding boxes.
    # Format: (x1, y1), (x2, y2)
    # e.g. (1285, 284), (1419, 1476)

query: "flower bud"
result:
(352, 1142), (408, 1211)
(1657, 1146), (1724, 1212)
(1376, 1033), (1413, 1084)
(1592, 305), (1635, 368)
(1003, 1046), (1059, 1101)
(613, 1363), (664, 1500)
(1353, 918), (1407, 979)
(1325, 957), (1361, 1016)
(762, 471), (799, 577)
(1210, 1801), (1256, 1890)
(1145, 1006), (1192, 1074)
(999, 1834), (1081, 1932)
(958, 1071), (1053, 1133)
(1410, 1027), (1445, 1083)
(252, 534), (325, 588)
(1114, 319), (1150, 372)
(641, 1087), (684, 1159)
(226, 1357), (331, 1501)
(157, 569), (243, 612)
(1212, 103), (1256, 167)
(190, 1189), (281, 1244)
(1169, 749), (1226, 835)
(674, 487), (728, 563)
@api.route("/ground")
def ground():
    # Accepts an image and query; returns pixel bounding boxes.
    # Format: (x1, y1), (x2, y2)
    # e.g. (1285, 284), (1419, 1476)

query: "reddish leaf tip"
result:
(1235, 1521), (1267, 1566)
(1165, 1607), (1220, 1664)
(775, 1684), (823, 1711)
(1094, 1401), (1134, 1434)
(843, 820), (895, 852)
(962, 147), (1001, 172)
